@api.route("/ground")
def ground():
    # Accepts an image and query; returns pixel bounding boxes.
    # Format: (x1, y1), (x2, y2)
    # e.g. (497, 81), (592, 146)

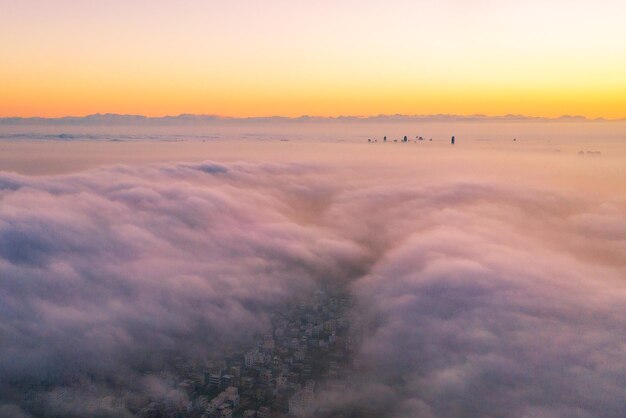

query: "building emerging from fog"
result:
(288, 381), (315, 417)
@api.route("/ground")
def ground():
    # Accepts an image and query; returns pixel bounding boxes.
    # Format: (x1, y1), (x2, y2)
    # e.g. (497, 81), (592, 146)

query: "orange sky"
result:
(1, 0), (625, 118)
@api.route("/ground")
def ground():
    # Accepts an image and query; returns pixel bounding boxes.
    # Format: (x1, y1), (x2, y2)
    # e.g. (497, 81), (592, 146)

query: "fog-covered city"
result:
(2, 1), (626, 416)
(1, 119), (624, 417)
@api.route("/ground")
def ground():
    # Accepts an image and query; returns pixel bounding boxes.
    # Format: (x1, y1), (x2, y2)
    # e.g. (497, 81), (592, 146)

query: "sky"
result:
(1, 0), (626, 118)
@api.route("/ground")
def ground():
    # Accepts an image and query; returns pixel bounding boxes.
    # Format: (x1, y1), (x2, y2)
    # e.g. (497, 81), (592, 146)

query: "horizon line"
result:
(2, 112), (626, 124)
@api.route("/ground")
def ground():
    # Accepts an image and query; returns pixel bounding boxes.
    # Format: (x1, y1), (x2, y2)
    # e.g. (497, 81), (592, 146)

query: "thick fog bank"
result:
(332, 181), (625, 417)
(0, 154), (624, 417)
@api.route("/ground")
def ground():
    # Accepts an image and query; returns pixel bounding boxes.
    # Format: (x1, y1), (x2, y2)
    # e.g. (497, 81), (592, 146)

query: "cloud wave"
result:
(0, 160), (624, 417)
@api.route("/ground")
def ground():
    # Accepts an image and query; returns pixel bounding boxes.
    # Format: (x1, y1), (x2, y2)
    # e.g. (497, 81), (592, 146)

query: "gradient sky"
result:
(1, 0), (626, 118)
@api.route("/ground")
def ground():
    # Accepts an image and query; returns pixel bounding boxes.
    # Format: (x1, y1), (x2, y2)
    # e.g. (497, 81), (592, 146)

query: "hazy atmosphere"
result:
(1, 120), (625, 417)
(1, 1), (625, 418)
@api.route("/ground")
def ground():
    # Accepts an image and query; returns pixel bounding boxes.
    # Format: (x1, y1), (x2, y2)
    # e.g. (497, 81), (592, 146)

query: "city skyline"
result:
(1, 2), (625, 417)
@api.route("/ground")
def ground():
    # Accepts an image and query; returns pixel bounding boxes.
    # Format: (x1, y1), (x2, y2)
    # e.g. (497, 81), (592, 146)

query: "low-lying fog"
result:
(0, 121), (624, 417)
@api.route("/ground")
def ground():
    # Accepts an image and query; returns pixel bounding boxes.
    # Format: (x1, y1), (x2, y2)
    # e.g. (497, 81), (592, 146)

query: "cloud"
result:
(0, 161), (365, 414)
(0, 160), (624, 417)
(337, 182), (626, 417)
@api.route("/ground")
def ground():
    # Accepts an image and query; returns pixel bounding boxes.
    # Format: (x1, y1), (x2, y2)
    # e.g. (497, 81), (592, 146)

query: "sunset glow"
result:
(2, 0), (626, 118)
(2, 3), (626, 417)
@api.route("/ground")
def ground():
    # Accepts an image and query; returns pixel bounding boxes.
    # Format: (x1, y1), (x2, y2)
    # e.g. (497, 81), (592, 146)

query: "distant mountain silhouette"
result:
(1, 113), (623, 125)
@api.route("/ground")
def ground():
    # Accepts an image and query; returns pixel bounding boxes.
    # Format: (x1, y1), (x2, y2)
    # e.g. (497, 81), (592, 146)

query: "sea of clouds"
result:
(0, 158), (624, 417)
